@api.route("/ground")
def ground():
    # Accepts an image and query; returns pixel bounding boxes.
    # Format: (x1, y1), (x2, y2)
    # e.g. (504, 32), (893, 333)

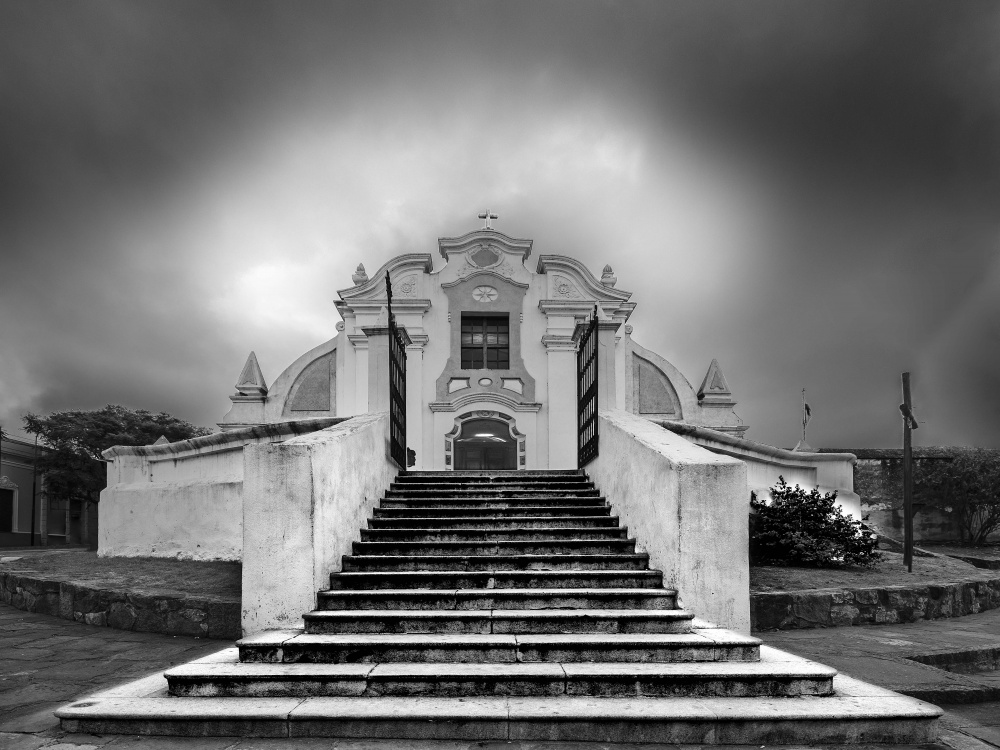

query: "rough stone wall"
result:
(0, 571), (239, 639)
(752, 578), (1000, 631)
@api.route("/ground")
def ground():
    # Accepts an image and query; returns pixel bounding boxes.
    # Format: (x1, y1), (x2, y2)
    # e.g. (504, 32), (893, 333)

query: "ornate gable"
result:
(438, 231), (532, 289)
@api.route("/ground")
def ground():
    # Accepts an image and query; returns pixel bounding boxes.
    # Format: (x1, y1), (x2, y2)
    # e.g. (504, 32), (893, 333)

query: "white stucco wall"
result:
(657, 421), (860, 519)
(241, 412), (397, 635)
(588, 410), (750, 633)
(98, 418), (345, 561)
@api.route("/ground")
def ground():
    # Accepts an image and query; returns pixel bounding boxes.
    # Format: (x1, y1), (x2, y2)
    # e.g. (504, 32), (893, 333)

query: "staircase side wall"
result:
(99, 418), (345, 561)
(241, 412), (396, 635)
(588, 409), (750, 633)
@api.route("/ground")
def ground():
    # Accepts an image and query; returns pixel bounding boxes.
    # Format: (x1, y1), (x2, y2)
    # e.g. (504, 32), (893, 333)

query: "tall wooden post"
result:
(29, 434), (38, 546)
(900, 372), (917, 573)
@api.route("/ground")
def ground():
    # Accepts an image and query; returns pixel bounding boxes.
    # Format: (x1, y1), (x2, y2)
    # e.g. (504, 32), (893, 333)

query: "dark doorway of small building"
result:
(454, 418), (517, 470)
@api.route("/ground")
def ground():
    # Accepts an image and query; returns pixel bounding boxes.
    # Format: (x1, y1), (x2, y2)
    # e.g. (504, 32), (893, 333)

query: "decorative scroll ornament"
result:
(472, 285), (498, 302)
(469, 243), (500, 268)
(553, 275), (583, 299)
(396, 275), (417, 298)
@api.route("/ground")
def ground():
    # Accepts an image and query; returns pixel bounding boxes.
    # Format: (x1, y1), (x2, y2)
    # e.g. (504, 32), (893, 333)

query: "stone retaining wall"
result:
(752, 578), (1000, 631)
(0, 571), (240, 639)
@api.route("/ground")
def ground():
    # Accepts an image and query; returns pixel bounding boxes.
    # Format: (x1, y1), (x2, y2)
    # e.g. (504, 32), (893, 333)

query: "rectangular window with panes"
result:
(461, 315), (510, 370)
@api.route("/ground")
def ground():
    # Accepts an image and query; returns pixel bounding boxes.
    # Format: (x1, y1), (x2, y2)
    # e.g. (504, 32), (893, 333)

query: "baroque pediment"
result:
(438, 231), (532, 289)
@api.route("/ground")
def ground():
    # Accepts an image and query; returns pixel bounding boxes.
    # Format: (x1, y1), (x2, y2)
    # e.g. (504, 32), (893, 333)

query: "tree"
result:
(914, 449), (1000, 546)
(22, 405), (211, 544)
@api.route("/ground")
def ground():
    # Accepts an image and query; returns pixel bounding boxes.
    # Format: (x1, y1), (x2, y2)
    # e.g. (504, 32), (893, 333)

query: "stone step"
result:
(315, 587), (679, 611)
(237, 629), (761, 664)
(372, 505), (611, 518)
(359, 526), (629, 542)
(379, 496), (610, 509)
(327, 569), (664, 590)
(382, 489), (602, 501)
(341, 553), (649, 572)
(400, 470), (584, 479)
(351, 539), (639, 556)
(390, 481), (595, 492)
(56, 693), (942, 744)
(302, 608), (694, 635)
(384, 488), (603, 498)
(367, 516), (620, 530)
(165, 657), (836, 699)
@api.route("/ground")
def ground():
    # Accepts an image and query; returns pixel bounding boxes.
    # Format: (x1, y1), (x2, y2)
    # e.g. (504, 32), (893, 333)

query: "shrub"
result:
(750, 477), (881, 568)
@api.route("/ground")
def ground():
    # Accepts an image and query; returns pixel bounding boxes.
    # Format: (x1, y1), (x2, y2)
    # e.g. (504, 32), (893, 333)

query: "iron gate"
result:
(386, 272), (407, 471)
(577, 306), (599, 467)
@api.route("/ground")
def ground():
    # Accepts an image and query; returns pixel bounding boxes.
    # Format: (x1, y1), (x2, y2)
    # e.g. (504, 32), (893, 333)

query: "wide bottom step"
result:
(166, 651), (836, 698)
(58, 668), (941, 744)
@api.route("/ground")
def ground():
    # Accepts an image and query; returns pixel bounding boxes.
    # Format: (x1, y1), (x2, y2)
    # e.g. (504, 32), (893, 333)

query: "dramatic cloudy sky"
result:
(2, 0), (998, 449)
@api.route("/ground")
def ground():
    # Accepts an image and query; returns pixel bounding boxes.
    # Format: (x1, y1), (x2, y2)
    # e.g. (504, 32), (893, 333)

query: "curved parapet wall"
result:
(587, 409), (750, 633)
(657, 420), (861, 518)
(100, 417), (347, 561)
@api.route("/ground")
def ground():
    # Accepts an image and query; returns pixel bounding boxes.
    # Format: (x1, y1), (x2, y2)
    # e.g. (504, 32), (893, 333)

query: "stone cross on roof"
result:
(477, 209), (498, 230)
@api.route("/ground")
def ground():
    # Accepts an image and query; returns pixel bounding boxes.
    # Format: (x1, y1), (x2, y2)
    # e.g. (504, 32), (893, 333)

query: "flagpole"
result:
(801, 389), (807, 445)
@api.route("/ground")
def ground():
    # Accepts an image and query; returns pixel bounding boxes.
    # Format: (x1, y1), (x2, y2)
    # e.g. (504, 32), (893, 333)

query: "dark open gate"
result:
(386, 272), (407, 472)
(577, 306), (599, 467)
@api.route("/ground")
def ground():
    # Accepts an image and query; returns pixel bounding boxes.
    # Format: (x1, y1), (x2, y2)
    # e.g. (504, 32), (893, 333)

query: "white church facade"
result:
(221, 224), (746, 470)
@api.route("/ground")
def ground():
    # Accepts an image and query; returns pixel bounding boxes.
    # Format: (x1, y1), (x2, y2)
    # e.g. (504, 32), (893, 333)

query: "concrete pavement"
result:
(3, 600), (1000, 749)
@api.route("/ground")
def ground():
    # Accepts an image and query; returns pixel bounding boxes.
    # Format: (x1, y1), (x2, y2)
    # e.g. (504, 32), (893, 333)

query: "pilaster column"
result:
(405, 335), (428, 470)
(362, 312), (411, 415)
(348, 335), (369, 415)
(596, 319), (619, 412)
(542, 334), (578, 470)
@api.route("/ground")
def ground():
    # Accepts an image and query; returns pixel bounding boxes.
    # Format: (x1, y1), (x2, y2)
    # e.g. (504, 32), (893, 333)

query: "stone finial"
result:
(152, 435), (170, 446)
(374, 305), (390, 327)
(697, 359), (734, 404)
(235, 351), (268, 397)
(352, 263), (369, 285)
(601, 264), (617, 288)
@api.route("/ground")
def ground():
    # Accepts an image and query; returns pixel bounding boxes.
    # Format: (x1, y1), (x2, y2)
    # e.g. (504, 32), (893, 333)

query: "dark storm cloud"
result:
(1, 0), (998, 449)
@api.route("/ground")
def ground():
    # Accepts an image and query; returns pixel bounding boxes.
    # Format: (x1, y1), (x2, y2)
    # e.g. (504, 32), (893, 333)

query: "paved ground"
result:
(3, 601), (1000, 749)
(764, 608), (1000, 749)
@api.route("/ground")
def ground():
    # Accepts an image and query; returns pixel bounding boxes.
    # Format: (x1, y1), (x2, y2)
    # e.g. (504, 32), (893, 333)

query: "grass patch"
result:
(750, 550), (997, 593)
(0, 550), (240, 601)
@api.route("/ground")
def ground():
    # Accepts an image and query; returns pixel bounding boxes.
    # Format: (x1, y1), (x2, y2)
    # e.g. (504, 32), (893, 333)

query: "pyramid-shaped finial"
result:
(601, 264), (617, 288)
(697, 359), (734, 404)
(152, 435), (170, 446)
(235, 351), (268, 397)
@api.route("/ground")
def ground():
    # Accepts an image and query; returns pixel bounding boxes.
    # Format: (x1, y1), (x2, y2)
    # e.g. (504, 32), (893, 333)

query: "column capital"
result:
(541, 334), (577, 351)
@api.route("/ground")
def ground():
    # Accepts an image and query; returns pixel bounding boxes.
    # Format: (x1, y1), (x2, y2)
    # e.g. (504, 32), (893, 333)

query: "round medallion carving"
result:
(478, 377), (493, 387)
(472, 286), (498, 303)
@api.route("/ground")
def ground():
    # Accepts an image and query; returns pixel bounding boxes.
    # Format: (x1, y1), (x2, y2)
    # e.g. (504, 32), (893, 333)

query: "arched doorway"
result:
(453, 418), (517, 470)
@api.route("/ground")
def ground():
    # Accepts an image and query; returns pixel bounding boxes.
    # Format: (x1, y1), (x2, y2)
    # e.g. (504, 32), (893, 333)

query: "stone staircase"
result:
(58, 470), (940, 743)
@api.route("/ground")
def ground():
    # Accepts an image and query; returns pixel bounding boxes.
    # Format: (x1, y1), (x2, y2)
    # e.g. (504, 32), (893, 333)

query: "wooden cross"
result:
(478, 209), (498, 230)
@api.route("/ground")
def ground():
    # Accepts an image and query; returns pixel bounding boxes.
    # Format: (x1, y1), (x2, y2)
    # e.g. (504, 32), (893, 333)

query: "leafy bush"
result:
(750, 477), (881, 568)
